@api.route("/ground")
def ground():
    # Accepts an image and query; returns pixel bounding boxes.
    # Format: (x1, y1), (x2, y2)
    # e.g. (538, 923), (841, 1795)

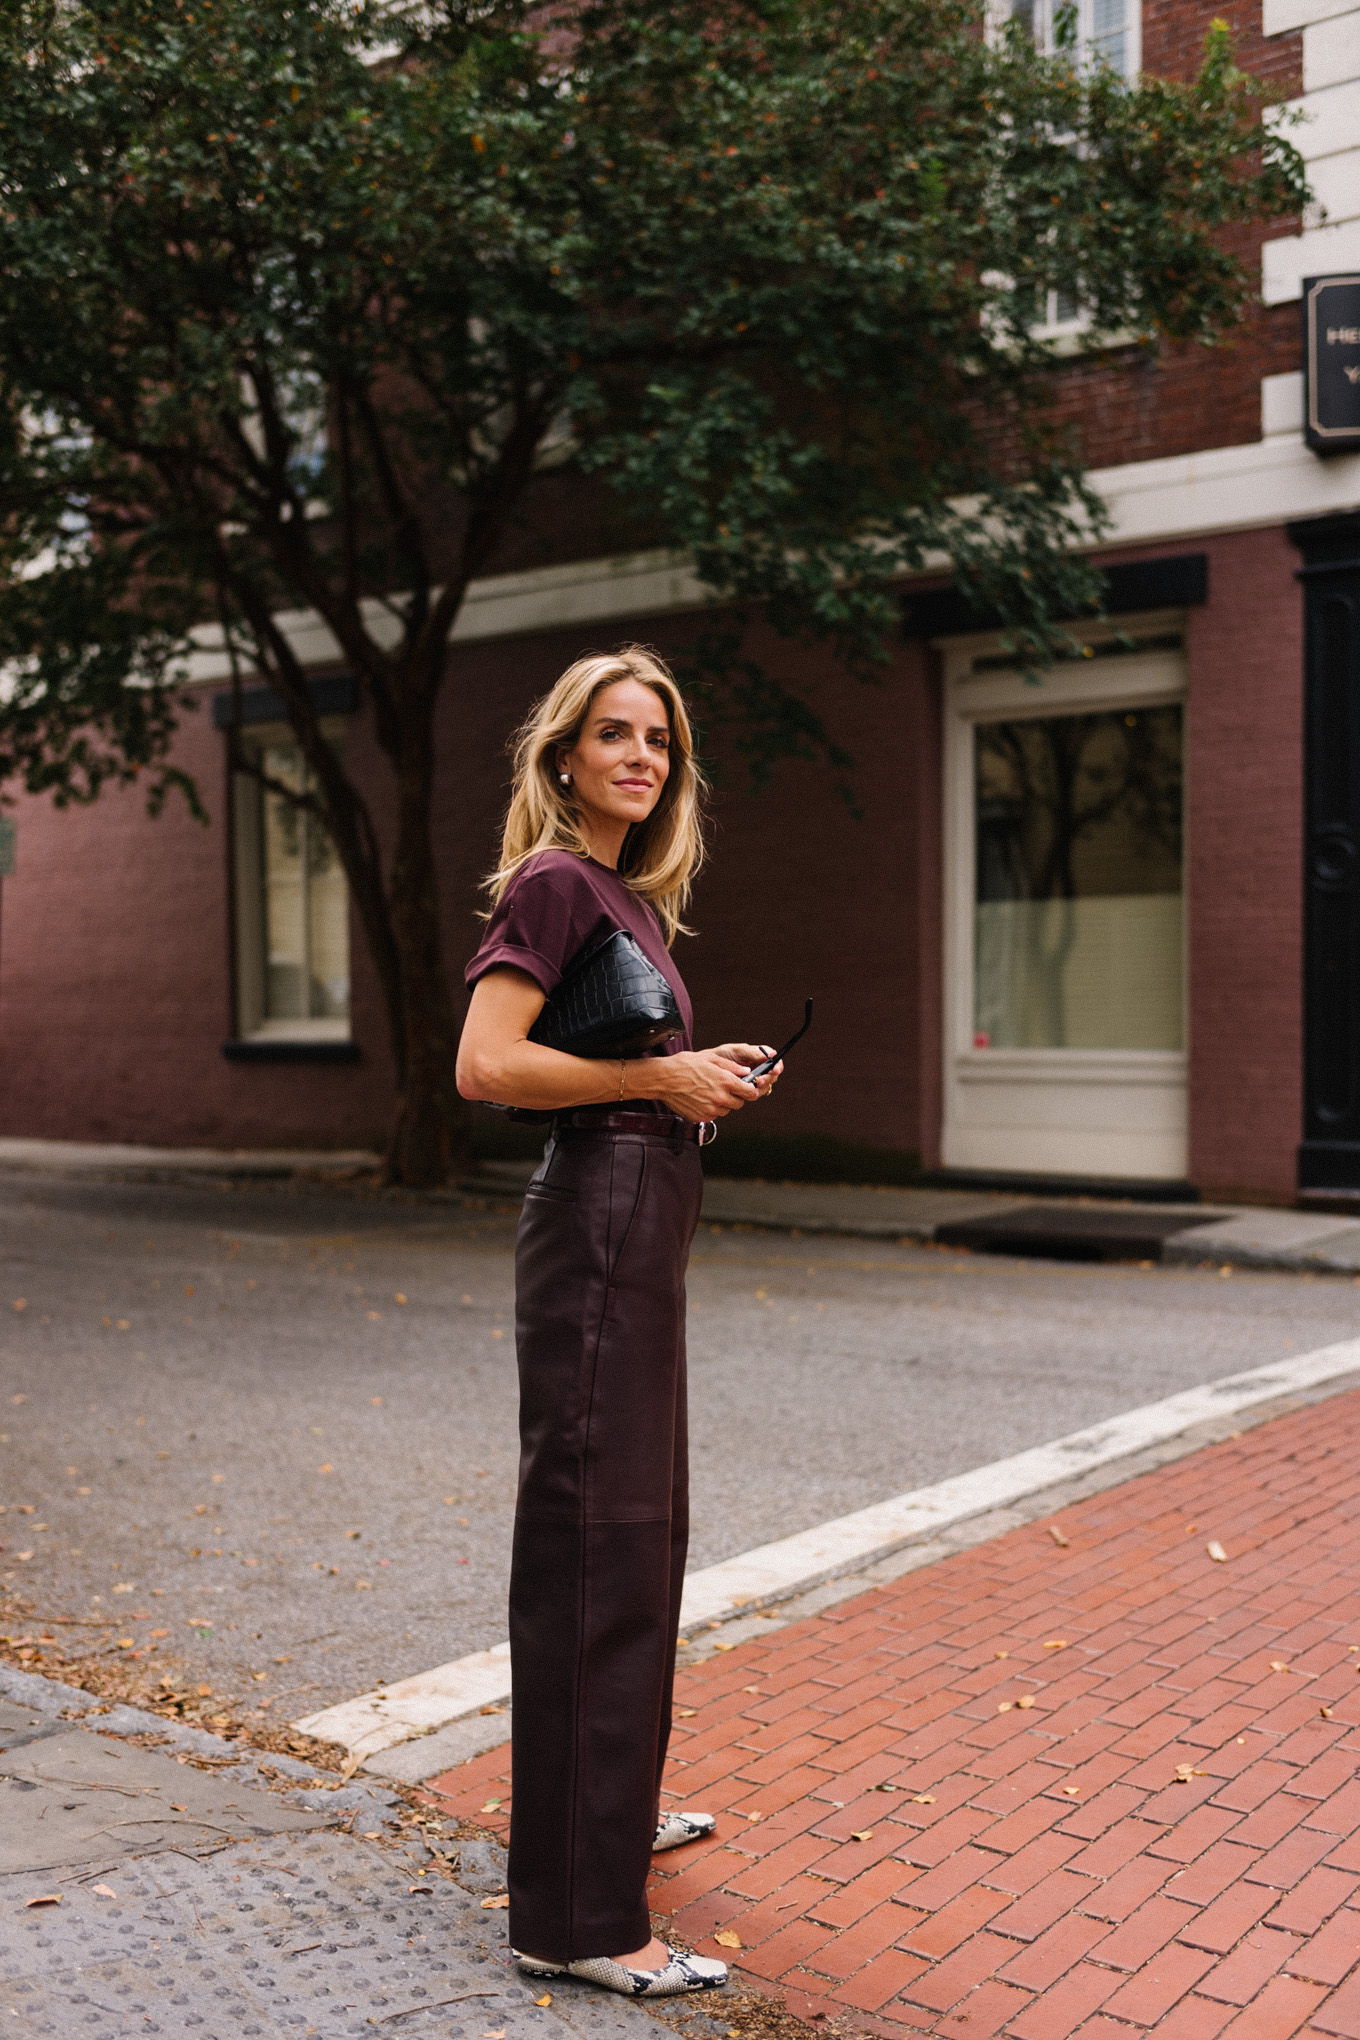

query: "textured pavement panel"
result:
(0, 1829), (659, 2037)
(0, 1727), (330, 1874)
(0, 1688), (698, 2040)
(426, 1389), (1360, 2039)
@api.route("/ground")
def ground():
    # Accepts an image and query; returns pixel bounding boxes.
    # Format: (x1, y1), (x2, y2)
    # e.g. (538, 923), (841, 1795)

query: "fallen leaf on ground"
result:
(1016, 1695), (1036, 1710)
(535, 1995), (552, 2008)
(994, 1650), (1009, 1660)
(1270, 1661), (1291, 1674)
(480, 1894), (510, 1910)
(409, 1885), (432, 1895)
(1321, 1706), (1334, 1719)
(1174, 1765), (1208, 1781)
(910, 1794), (936, 1805)
(92, 1885), (117, 1899)
(997, 1701), (1013, 1713)
(1206, 1541), (1228, 1562)
(849, 1829), (873, 1842)
(714, 1930), (742, 1949)
(481, 1799), (502, 1813)
(24, 1895), (60, 1908)
(340, 1756), (361, 1781)
(1043, 1640), (1068, 1651)
(1062, 1786), (1080, 1796)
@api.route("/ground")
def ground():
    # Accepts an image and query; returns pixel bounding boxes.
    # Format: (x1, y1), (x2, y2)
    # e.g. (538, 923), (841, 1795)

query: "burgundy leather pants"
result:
(507, 1121), (704, 1961)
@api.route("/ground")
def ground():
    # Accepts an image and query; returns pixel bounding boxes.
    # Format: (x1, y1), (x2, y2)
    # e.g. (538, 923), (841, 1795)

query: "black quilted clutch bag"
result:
(529, 929), (682, 1060)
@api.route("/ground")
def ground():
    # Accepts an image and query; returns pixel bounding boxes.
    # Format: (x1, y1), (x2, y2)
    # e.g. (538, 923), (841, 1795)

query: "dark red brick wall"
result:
(0, 706), (399, 1152)
(444, 616), (938, 1163)
(0, 524), (1308, 1196)
(1182, 525), (1304, 1202)
(0, 616), (936, 1165)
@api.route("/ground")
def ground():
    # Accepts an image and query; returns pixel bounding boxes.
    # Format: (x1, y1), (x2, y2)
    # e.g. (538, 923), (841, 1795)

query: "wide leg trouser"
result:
(507, 1123), (704, 1962)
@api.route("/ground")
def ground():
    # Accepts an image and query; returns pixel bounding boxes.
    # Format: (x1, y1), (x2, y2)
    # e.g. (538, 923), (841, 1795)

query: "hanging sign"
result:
(1304, 275), (1360, 455)
(0, 816), (14, 878)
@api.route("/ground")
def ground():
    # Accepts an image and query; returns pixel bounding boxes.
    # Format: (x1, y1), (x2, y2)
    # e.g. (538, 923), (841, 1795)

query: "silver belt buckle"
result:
(696, 1120), (717, 1148)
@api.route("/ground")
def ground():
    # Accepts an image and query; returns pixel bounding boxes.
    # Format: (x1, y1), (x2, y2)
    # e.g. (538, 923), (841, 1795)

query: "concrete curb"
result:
(295, 1339), (1360, 1778)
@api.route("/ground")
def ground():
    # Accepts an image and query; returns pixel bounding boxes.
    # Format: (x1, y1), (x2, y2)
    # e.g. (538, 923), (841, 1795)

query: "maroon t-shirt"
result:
(466, 850), (692, 1111)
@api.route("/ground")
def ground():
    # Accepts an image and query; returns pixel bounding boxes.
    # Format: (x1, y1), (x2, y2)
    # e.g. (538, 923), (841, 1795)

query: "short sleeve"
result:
(465, 857), (606, 997)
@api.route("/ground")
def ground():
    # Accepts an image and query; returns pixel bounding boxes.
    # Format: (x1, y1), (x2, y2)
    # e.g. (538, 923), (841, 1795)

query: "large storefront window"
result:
(941, 627), (1188, 1181)
(973, 704), (1183, 1052)
(231, 722), (351, 1041)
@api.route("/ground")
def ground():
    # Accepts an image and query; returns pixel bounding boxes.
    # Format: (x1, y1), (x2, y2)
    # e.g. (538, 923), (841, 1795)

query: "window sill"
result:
(221, 1038), (361, 1065)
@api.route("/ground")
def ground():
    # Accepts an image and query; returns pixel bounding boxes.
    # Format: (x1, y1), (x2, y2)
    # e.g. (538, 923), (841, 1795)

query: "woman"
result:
(456, 646), (779, 1999)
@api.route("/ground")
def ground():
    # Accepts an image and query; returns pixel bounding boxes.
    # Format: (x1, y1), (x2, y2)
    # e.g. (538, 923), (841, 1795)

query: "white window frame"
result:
(993, 1), (1141, 81)
(987, 0), (1142, 349)
(940, 612), (1189, 1181)
(231, 716), (352, 1044)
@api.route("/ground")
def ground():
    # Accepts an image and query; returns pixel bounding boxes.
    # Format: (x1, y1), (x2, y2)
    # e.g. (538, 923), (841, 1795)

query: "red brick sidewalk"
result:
(427, 1388), (1360, 2040)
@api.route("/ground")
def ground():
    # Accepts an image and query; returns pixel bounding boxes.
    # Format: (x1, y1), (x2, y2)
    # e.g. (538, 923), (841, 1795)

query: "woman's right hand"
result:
(645, 1048), (772, 1121)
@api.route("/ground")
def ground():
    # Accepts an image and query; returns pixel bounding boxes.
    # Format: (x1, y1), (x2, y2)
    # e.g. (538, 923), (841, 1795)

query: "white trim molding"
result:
(184, 548), (707, 685)
(179, 439), (1360, 684)
(1090, 430), (1360, 546)
(1262, 2), (1360, 305)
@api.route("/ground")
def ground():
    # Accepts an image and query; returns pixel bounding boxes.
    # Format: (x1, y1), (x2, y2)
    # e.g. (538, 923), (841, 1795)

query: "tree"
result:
(0, 0), (1305, 1182)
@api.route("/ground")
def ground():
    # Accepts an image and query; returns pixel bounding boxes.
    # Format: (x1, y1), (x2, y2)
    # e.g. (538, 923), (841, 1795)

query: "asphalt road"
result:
(2, 1171), (1358, 1723)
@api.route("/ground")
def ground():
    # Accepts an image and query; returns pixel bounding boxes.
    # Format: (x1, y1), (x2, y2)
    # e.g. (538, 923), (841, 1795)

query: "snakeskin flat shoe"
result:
(513, 1948), (728, 1998)
(653, 1809), (717, 1852)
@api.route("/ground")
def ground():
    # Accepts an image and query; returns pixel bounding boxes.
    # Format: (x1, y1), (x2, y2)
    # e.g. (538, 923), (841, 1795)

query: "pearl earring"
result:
(560, 772), (570, 786)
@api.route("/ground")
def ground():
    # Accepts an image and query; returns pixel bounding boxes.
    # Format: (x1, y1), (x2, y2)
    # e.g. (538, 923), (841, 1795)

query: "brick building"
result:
(1, 0), (1358, 1203)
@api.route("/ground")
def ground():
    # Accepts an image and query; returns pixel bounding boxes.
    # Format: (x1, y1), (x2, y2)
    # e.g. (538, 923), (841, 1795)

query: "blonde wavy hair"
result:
(483, 646), (707, 944)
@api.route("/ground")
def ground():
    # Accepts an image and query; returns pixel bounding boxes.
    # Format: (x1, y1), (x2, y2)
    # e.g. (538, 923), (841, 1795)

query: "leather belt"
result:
(553, 1110), (718, 1147)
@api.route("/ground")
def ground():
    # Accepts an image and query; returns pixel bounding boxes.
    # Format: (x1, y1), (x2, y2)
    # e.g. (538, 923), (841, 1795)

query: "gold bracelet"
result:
(618, 1059), (626, 1102)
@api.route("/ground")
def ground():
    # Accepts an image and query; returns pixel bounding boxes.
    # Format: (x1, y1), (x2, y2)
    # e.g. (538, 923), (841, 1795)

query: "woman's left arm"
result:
(456, 967), (631, 1111)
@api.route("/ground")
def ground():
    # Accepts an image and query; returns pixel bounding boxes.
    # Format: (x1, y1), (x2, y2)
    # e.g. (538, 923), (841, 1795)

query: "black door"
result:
(1291, 512), (1360, 1190)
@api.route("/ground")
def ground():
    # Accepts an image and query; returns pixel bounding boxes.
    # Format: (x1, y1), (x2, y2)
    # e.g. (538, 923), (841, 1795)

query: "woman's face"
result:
(558, 679), (672, 837)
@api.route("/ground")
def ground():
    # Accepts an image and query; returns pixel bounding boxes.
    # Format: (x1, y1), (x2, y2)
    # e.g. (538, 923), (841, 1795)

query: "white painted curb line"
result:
(295, 1337), (1360, 1762)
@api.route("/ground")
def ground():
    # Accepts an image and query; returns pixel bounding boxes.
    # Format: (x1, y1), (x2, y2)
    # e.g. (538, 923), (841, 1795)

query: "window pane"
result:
(261, 744), (308, 1021)
(974, 704), (1183, 1050)
(1090, 0), (1127, 70)
(257, 740), (351, 1027)
(308, 828), (350, 1020)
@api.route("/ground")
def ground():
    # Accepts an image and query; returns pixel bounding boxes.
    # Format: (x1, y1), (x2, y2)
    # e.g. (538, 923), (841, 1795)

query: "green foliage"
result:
(0, 0), (1307, 1177)
(0, 0), (1306, 810)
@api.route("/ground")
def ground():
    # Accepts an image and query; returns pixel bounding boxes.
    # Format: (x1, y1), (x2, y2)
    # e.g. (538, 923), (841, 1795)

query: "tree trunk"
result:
(382, 717), (474, 1188)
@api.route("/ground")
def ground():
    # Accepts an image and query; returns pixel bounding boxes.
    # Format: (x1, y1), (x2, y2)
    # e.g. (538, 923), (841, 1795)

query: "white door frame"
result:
(940, 615), (1189, 1181)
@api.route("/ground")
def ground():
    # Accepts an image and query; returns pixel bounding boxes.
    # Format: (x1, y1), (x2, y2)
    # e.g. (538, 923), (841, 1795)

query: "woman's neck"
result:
(578, 814), (628, 870)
